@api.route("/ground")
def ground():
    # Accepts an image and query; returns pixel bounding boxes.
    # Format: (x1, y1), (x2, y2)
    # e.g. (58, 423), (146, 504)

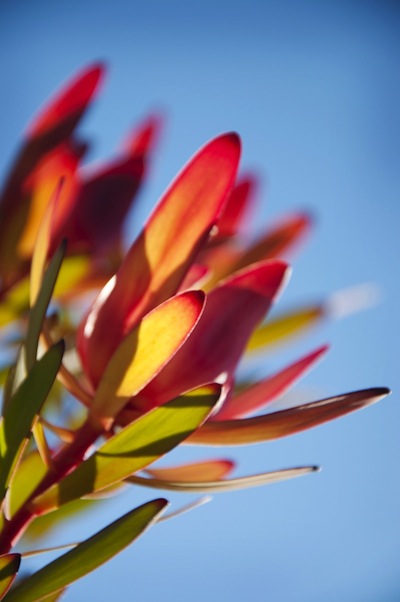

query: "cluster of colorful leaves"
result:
(0, 64), (389, 601)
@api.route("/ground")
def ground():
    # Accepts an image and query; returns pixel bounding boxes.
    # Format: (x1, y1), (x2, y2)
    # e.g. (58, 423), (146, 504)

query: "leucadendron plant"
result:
(0, 64), (390, 600)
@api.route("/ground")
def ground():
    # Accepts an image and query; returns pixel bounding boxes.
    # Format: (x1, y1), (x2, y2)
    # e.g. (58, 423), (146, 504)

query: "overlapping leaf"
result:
(214, 345), (328, 420)
(77, 133), (241, 385)
(64, 115), (160, 257)
(187, 387), (390, 445)
(204, 212), (310, 289)
(31, 385), (221, 514)
(146, 459), (235, 482)
(132, 260), (289, 411)
(25, 240), (66, 370)
(0, 554), (20, 600)
(246, 303), (325, 352)
(89, 290), (205, 429)
(0, 342), (64, 504)
(0, 64), (104, 286)
(212, 174), (256, 241)
(3, 499), (167, 602)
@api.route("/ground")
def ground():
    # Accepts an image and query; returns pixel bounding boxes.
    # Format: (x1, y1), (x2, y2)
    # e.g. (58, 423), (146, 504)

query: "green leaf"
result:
(246, 304), (324, 352)
(32, 385), (221, 514)
(25, 240), (66, 371)
(4, 499), (167, 602)
(2, 348), (27, 417)
(0, 341), (64, 505)
(35, 590), (67, 602)
(0, 554), (21, 600)
(23, 498), (104, 545)
(7, 452), (47, 519)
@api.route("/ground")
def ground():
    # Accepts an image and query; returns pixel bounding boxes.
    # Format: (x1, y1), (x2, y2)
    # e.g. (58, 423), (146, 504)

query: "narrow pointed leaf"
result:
(17, 144), (80, 261)
(89, 290), (205, 429)
(204, 213), (310, 289)
(7, 452), (47, 519)
(25, 240), (66, 370)
(213, 175), (256, 240)
(214, 345), (328, 420)
(65, 116), (160, 256)
(0, 341), (64, 503)
(230, 213), (311, 273)
(0, 65), (103, 285)
(134, 260), (289, 410)
(187, 387), (390, 445)
(27, 64), (104, 140)
(0, 554), (21, 599)
(30, 181), (63, 306)
(78, 133), (241, 385)
(32, 385), (221, 514)
(246, 304), (325, 352)
(146, 459), (235, 482)
(129, 466), (318, 492)
(4, 499), (167, 602)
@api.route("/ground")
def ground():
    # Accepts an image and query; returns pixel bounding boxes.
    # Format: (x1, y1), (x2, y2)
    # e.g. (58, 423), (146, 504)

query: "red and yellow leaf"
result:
(27, 63), (104, 140)
(78, 133), (241, 385)
(132, 260), (290, 411)
(146, 459), (235, 482)
(214, 345), (328, 420)
(89, 290), (205, 429)
(213, 174), (257, 240)
(64, 115), (161, 256)
(187, 387), (390, 445)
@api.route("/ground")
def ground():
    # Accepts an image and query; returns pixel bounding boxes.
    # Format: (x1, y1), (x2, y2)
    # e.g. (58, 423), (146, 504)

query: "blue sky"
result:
(1, 1), (399, 600)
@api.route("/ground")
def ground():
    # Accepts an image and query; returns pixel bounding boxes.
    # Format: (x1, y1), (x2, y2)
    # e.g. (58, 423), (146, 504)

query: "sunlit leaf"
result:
(0, 554), (21, 600)
(134, 260), (289, 410)
(7, 452), (47, 519)
(146, 459), (235, 482)
(129, 466), (318, 493)
(25, 241), (66, 370)
(30, 181), (63, 306)
(32, 385), (221, 514)
(246, 304), (324, 352)
(214, 345), (328, 420)
(89, 290), (205, 429)
(18, 145), (80, 261)
(187, 387), (390, 445)
(23, 498), (104, 545)
(0, 341), (64, 503)
(4, 499), (167, 602)
(2, 348), (27, 417)
(78, 133), (241, 385)
(0, 64), (103, 285)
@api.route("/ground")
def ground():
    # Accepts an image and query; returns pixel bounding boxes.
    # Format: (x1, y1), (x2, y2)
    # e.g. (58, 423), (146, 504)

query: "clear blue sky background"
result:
(1, 1), (399, 600)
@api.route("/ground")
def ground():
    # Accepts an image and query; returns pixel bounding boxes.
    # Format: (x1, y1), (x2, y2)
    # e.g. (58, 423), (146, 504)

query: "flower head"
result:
(0, 64), (389, 591)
